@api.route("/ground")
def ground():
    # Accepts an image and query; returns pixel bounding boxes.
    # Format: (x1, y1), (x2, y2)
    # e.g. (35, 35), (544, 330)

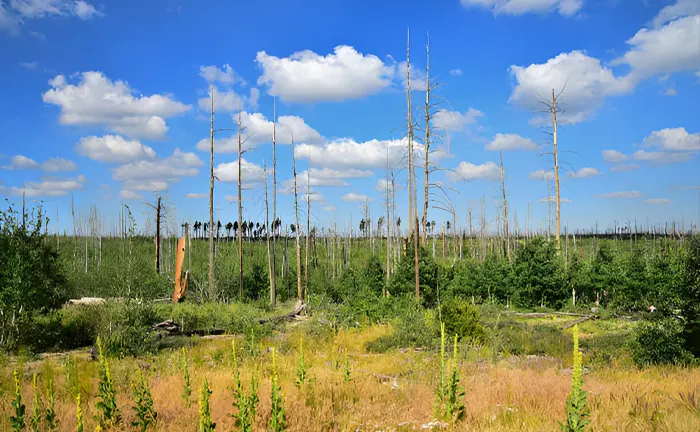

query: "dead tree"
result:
(385, 142), (391, 288)
(264, 161), (275, 307)
(406, 28), (415, 238)
(208, 85), (215, 298)
(305, 157), (311, 299)
(237, 107), (244, 300)
(146, 196), (162, 273)
(292, 138), (303, 301)
(500, 152), (510, 259)
(271, 97), (278, 302)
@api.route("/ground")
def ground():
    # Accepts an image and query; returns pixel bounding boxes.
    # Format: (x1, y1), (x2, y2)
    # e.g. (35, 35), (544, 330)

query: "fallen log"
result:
(259, 300), (308, 324)
(507, 311), (591, 318)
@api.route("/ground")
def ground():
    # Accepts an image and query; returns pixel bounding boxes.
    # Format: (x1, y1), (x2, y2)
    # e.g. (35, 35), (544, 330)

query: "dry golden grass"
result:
(1, 325), (699, 431)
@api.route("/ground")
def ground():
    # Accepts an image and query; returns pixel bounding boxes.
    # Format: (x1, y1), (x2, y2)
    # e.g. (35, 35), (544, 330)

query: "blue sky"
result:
(1, 0), (699, 235)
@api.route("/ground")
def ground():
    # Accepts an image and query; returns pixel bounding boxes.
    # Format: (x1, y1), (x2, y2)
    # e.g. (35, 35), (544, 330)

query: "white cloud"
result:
(602, 149), (629, 163)
(1, 1), (101, 34)
(459, 0), (583, 17)
(5, 174), (86, 197)
(485, 133), (538, 151)
(342, 192), (371, 202)
(395, 60), (427, 91)
(643, 127), (700, 151)
(509, 51), (632, 124)
(652, 0), (700, 28)
(2, 155), (39, 170)
(2, 155), (76, 172)
(540, 197), (572, 203)
(303, 191), (326, 203)
(72, 1), (101, 19)
(199, 64), (246, 86)
(75, 135), (156, 163)
(375, 178), (397, 193)
(663, 88), (677, 96)
(528, 169), (555, 181)
(41, 157), (77, 172)
(600, 191), (642, 199)
(112, 149), (202, 193)
(213, 158), (267, 184)
(449, 69), (463, 76)
(610, 163), (640, 172)
(186, 193), (206, 199)
(0, 3), (20, 34)
(255, 45), (395, 102)
(196, 111), (323, 152)
(632, 149), (694, 165)
(644, 198), (671, 205)
(433, 108), (483, 132)
(120, 190), (142, 200)
(448, 161), (501, 182)
(323, 205), (336, 212)
(19, 61), (37, 70)
(282, 167), (371, 191)
(612, 15), (700, 81)
(42, 71), (191, 140)
(567, 167), (601, 179)
(197, 87), (243, 113)
(295, 138), (408, 170)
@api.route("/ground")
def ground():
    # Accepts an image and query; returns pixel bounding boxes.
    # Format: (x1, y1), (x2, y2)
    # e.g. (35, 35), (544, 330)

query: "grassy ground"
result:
(1, 314), (698, 432)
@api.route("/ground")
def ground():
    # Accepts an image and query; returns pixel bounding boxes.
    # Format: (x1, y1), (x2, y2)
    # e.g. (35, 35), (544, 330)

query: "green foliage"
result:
(76, 394), (83, 432)
(97, 301), (159, 357)
(435, 325), (465, 422)
(63, 355), (80, 400)
(269, 348), (287, 432)
(343, 349), (351, 383)
(198, 379), (216, 432)
(94, 336), (121, 429)
(10, 370), (26, 431)
(30, 373), (42, 432)
(440, 297), (486, 343)
(560, 325), (590, 432)
(181, 347), (192, 408)
(231, 338), (259, 432)
(511, 238), (566, 308)
(131, 372), (157, 432)
(389, 240), (439, 306)
(45, 376), (58, 431)
(0, 204), (73, 351)
(450, 256), (512, 303)
(365, 300), (439, 352)
(295, 336), (308, 388)
(631, 318), (695, 367)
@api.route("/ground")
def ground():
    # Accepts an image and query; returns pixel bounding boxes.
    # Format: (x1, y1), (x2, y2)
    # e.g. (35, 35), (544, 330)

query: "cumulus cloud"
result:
(214, 158), (267, 184)
(196, 111), (323, 153)
(281, 167), (371, 192)
(433, 108), (483, 132)
(3, 174), (87, 197)
(651, 0), (700, 28)
(643, 127), (700, 151)
(602, 149), (629, 163)
(540, 197), (572, 203)
(1, 1), (102, 34)
(256, 45), (395, 102)
(449, 69), (463, 76)
(112, 148), (202, 192)
(199, 64), (246, 86)
(120, 189), (142, 200)
(644, 198), (671, 205)
(2, 155), (76, 172)
(610, 163), (640, 172)
(567, 167), (601, 179)
(323, 205), (337, 212)
(75, 135), (156, 163)
(342, 192), (372, 202)
(448, 161), (501, 182)
(42, 72), (191, 140)
(529, 169), (555, 181)
(632, 149), (694, 165)
(600, 191), (643, 199)
(459, 0), (583, 17)
(485, 133), (538, 151)
(295, 138), (408, 170)
(509, 51), (632, 124)
(186, 193), (206, 199)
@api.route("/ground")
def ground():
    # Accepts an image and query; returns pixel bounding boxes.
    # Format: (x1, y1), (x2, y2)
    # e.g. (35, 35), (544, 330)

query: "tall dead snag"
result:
(305, 158), (311, 299)
(552, 89), (561, 252)
(146, 196), (162, 273)
(271, 97), (278, 303)
(406, 28), (414, 238)
(422, 33), (431, 246)
(208, 85), (216, 299)
(237, 107), (244, 300)
(264, 161), (275, 307)
(500, 152), (510, 259)
(385, 142), (391, 290)
(292, 138), (303, 301)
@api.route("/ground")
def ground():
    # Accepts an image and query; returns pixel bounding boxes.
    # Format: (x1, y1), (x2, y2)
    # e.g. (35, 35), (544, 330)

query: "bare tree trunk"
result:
(500, 152), (510, 260)
(406, 28), (414, 237)
(551, 89), (561, 252)
(414, 215), (420, 299)
(442, 222), (446, 261)
(237, 108), (244, 300)
(208, 85), (216, 300)
(305, 162), (311, 300)
(547, 180), (552, 239)
(422, 34), (431, 245)
(72, 194), (77, 270)
(385, 143), (391, 291)
(264, 162), (275, 307)
(151, 196), (162, 273)
(292, 139), (303, 301)
(272, 97), (278, 292)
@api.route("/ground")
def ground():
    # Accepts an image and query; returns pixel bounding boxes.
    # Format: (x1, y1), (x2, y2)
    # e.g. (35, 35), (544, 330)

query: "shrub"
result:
(440, 297), (486, 343)
(511, 238), (566, 308)
(366, 300), (439, 352)
(631, 318), (695, 367)
(97, 301), (159, 357)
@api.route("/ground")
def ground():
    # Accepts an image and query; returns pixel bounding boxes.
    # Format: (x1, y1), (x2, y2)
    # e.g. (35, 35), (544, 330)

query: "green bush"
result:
(511, 238), (566, 308)
(440, 297), (486, 343)
(366, 300), (439, 352)
(631, 318), (695, 367)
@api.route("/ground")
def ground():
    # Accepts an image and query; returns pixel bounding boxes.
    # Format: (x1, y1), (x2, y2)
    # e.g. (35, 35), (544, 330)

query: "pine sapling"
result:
(10, 370), (26, 432)
(94, 336), (121, 429)
(560, 324), (590, 432)
(182, 346), (192, 408)
(45, 376), (59, 431)
(269, 348), (287, 432)
(131, 372), (158, 432)
(199, 379), (216, 432)
(295, 335), (308, 388)
(31, 373), (42, 432)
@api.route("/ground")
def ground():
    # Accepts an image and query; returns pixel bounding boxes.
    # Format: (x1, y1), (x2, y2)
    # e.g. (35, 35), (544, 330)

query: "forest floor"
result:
(1, 312), (699, 431)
